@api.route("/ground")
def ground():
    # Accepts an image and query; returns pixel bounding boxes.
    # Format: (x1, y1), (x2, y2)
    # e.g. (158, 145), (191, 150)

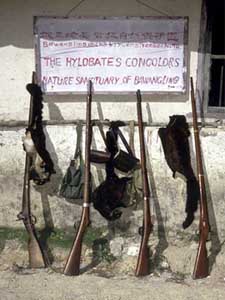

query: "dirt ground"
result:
(1, 242), (225, 300)
(1, 267), (225, 300)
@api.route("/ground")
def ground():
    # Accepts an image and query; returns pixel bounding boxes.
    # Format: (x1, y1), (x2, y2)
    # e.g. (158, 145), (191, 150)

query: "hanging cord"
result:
(65, 0), (86, 17)
(136, 0), (170, 17)
(66, 0), (170, 18)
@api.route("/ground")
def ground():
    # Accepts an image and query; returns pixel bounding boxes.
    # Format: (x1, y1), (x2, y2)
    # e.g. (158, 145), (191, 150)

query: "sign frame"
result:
(34, 16), (188, 95)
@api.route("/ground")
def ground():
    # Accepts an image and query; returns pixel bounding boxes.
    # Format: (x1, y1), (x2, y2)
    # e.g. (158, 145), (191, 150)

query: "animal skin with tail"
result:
(158, 115), (200, 229)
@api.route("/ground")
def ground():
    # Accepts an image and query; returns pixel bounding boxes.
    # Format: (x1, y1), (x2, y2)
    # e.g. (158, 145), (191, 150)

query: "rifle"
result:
(17, 72), (46, 268)
(135, 89), (153, 276)
(63, 80), (92, 276)
(191, 77), (210, 279)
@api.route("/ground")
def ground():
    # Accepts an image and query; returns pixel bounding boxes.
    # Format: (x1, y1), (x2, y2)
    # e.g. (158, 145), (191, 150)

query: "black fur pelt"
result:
(23, 83), (55, 184)
(158, 115), (200, 229)
(92, 171), (131, 221)
(104, 122), (120, 175)
(92, 122), (131, 221)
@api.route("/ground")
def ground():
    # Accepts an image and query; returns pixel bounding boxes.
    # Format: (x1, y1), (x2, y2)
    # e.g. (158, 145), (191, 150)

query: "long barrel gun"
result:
(63, 80), (93, 276)
(17, 72), (46, 268)
(135, 89), (153, 276)
(191, 77), (210, 279)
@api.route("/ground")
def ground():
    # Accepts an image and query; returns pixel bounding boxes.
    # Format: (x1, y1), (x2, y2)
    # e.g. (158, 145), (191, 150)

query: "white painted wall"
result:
(0, 0), (225, 244)
(0, 0), (202, 122)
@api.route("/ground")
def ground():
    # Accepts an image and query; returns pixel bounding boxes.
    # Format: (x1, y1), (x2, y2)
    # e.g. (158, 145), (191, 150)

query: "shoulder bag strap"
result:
(74, 121), (83, 159)
(116, 127), (135, 157)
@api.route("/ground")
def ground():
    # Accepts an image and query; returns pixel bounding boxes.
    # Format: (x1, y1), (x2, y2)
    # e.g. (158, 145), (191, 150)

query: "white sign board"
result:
(34, 17), (188, 94)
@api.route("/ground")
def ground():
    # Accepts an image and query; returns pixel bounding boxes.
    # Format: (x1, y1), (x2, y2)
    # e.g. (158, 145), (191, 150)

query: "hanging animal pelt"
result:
(22, 83), (55, 185)
(92, 172), (131, 221)
(92, 122), (131, 220)
(158, 115), (200, 229)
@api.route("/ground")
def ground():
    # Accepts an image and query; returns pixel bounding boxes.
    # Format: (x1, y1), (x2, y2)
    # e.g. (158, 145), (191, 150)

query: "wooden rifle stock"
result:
(63, 80), (92, 276)
(190, 77), (210, 279)
(17, 72), (46, 268)
(135, 89), (153, 276)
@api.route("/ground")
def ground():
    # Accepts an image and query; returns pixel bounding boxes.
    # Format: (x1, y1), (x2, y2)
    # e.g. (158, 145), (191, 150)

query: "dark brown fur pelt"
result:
(24, 83), (55, 184)
(158, 115), (200, 229)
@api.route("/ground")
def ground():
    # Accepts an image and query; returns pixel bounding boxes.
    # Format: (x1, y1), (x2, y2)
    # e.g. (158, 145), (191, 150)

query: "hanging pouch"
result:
(59, 152), (85, 201)
(59, 122), (86, 201)
(113, 149), (139, 173)
(111, 127), (140, 173)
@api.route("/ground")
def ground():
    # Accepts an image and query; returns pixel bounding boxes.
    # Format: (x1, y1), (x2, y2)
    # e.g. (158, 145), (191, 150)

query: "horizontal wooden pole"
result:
(0, 119), (223, 128)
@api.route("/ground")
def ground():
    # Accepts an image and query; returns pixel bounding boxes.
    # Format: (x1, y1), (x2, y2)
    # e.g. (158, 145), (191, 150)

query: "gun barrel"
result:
(135, 89), (152, 276)
(83, 80), (92, 204)
(63, 80), (92, 276)
(190, 77), (210, 279)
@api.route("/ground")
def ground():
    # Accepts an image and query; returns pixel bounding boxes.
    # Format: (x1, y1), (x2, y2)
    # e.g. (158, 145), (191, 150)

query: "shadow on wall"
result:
(33, 102), (65, 263)
(201, 155), (222, 273)
(146, 103), (169, 269)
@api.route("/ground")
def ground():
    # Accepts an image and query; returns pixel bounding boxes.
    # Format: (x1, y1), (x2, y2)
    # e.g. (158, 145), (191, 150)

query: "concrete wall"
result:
(0, 0), (225, 244)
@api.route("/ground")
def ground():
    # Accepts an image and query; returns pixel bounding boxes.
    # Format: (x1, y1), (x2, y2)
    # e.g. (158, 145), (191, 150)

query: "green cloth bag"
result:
(59, 152), (85, 201)
(59, 122), (85, 202)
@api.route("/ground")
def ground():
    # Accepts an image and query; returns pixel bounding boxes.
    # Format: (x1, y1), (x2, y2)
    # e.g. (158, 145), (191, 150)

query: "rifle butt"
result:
(193, 240), (209, 279)
(135, 207), (152, 277)
(27, 231), (46, 268)
(63, 239), (82, 276)
(135, 244), (150, 276)
(63, 211), (90, 276)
